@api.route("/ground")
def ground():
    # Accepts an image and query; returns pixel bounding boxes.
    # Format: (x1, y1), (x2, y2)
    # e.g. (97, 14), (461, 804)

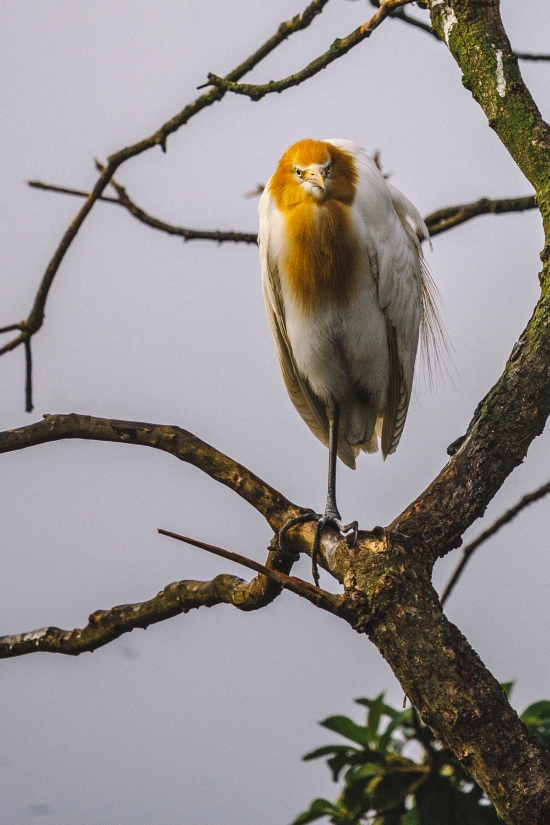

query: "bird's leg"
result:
(324, 399), (341, 522)
(310, 400), (358, 587)
(278, 401), (357, 586)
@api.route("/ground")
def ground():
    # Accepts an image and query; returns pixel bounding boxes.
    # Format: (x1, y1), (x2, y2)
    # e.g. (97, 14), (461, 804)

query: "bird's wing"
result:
(325, 140), (423, 457)
(258, 187), (335, 457)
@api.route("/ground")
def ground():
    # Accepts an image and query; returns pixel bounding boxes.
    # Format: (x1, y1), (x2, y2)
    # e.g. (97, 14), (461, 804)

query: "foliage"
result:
(292, 688), (550, 825)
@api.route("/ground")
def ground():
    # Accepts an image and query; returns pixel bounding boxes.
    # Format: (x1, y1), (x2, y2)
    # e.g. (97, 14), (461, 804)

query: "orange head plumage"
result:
(268, 139), (360, 312)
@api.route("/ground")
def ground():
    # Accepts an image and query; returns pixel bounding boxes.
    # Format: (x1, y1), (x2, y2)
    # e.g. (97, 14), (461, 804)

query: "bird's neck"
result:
(281, 198), (358, 313)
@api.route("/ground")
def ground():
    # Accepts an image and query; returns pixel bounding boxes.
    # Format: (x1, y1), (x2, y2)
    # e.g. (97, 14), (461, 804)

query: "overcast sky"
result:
(1, 2), (549, 823)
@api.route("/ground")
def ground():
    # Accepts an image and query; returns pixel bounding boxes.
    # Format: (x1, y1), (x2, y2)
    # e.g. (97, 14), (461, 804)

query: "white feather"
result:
(259, 139), (425, 466)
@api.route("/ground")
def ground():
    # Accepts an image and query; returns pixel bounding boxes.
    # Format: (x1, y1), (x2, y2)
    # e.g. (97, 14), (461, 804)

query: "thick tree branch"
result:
(0, 414), (302, 532)
(205, 0), (413, 100)
(427, 0), (550, 229)
(385, 2), (550, 565)
(0, 0), (329, 404)
(375, 0), (550, 61)
(440, 478), (550, 605)
(388, 257), (550, 566)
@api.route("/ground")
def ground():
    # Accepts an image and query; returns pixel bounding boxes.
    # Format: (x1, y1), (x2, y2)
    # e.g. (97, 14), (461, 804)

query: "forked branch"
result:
(0, 0), (330, 404)
(27, 179), (258, 244)
(0, 529), (344, 659)
(204, 0), (414, 100)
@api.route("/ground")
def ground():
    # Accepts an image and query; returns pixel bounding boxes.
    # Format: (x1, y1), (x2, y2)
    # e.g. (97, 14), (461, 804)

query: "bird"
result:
(258, 138), (441, 585)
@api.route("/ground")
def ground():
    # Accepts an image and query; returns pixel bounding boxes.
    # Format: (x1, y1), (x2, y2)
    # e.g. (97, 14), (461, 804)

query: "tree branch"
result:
(0, 525), (347, 660)
(515, 52), (550, 62)
(0, 413), (303, 532)
(378, 1), (550, 62)
(30, 177), (537, 250)
(28, 179), (258, 244)
(425, 194), (537, 236)
(0, 0), (329, 403)
(427, 0), (550, 229)
(158, 529), (343, 612)
(204, 0), (414, 101)
(384, 2), (550, 566)
(440, 479), (550, 605)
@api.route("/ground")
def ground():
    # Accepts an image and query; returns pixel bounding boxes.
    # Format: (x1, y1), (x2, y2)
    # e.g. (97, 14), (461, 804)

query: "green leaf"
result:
(290, 798), (336, 825)
(371, 771), (421, 815)
(521, 700), (550, 726)
(356, 695), (400, 722)
(327, 751), (357, 783)
(416, 774), (500, 825)
(379, 710), (414, 754)
(521, 701), (550, 749)
(303, 745), (358, 763)
(400, 810), (420, 825)
(321, 715), (371, 747)
(366, 694), (388, 742)
(500, 681), (515, 699)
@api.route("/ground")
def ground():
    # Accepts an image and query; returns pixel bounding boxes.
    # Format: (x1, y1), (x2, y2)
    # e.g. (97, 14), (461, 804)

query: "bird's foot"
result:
(311, 512), (358, 587)
(278, 511), (358, 587)
(279, 513), (319, 561)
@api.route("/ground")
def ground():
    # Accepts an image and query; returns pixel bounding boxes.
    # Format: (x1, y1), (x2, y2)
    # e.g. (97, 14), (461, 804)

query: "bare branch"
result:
(205, 0), (414, 101)
(425, 194), (537, 237)
(392, 8), (438, 38)
(440, 479), (550, 605)
(0, 413), (304, 531)
(158, 529), (342, 613)
(0, 529), (304, 659)
(31, 174), (538, 255)
(1, 0), (329, 403)
(379, 1), (550, 62)
(29, 179), (258, 244)
(24, 338), (33, 413)
(0, 575), (251, 658)
(516, 52), (550, 62)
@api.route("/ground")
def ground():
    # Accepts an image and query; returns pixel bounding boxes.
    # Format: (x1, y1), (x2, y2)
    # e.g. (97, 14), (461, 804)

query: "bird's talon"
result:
(279, 513), (318, 560)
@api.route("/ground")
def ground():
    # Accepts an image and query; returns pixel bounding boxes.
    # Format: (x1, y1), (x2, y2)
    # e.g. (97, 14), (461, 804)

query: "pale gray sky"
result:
(0, 2), (549, 823)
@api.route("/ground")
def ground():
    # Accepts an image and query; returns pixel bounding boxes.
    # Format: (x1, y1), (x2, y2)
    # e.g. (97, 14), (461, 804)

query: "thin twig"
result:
(440, 480), (550, 605)
(1, 0), (330, 404)
(515, 52), (550, 62)
(24, 338), (33, 413)
(158, 529), (341, 612)
(0, 323), (24, 335)
(392, 9), (438, 38)
(205, 0), (414, 100)
(28, 179), (258, 244)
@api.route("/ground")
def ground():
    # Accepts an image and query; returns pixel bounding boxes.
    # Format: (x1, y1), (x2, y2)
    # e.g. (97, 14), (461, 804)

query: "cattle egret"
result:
(258, 139), (440, 584)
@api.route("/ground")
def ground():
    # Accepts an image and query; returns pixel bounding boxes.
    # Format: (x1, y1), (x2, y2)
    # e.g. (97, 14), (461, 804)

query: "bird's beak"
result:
(304, 169), (326, 190)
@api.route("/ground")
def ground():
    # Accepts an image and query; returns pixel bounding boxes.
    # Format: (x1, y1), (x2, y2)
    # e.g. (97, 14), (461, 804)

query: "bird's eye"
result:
(325, 164), (331, 175)
(295, 168), (304, 178)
